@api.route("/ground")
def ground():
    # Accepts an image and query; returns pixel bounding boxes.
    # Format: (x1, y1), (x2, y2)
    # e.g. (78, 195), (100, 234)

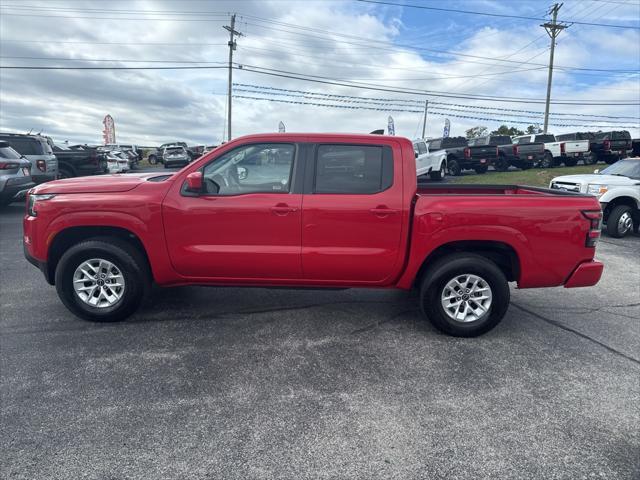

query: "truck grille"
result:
(550, 181), (581, 192)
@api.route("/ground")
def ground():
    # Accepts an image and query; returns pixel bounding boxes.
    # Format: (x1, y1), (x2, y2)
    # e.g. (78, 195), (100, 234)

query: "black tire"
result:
(57, 167), (74, 179)
(419, 254), (510, 337)
(540, 152), (554, 169)
(474, 165), (488, 174)
(584, 153), (598, 165)
(520, 161), (533, 170)
(429, 162), (446, 181)
(448, 158), (462, 176)
(604, 155), (618, 165)
(148, 155), (157, 165)
(494, 156), (509, 172)
(55, 238), (149, 322)
(164, 163), (170, 169)
(563, 158), (578, 167)
(606, 205), (634, 238)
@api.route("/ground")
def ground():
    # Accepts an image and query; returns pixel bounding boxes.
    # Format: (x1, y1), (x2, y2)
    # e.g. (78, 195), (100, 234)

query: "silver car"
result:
(0, 133), (58, 184)
(0, 141), (35, 207)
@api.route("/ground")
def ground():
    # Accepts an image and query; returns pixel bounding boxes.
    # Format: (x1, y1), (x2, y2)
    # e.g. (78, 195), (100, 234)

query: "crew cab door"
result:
(162, 143), (303, 279)
(301, 142), (405, 284)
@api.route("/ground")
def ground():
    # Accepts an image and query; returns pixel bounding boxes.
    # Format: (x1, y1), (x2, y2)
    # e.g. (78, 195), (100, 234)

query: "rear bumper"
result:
(0, 179), (35, 203)
(564, 260), (604, 288)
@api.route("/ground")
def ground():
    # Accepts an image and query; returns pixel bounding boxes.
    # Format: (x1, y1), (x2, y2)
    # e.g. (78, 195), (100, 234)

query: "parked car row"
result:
(424, 130), (634, 176)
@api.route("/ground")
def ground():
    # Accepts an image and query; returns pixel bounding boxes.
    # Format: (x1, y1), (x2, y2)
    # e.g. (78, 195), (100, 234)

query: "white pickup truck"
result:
(550, 157), (640, 237)
(513, 133), (590, 168)
(556, 132), (594, 165)
(413, 138), (447, 180)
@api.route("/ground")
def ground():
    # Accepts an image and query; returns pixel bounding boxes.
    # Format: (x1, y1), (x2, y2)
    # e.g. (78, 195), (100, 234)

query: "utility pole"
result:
(541, 3), (567, 133)
(224, 14), (242, 142)
(421, 99), (429, 138)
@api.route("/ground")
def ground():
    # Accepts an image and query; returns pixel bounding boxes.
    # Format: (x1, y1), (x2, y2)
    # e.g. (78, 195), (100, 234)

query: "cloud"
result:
(0, 0), (638, 146)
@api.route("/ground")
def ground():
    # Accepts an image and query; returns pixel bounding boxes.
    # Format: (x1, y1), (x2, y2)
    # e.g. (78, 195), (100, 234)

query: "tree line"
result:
(465, 124), (543, 139)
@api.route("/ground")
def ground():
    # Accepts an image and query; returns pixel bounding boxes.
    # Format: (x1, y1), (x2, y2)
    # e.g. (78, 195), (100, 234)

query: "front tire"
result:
(55, 239), (149, 322)
(419, 254), (510, 337)
(606, 205), (634, 238)
(448, 158), (462, 176)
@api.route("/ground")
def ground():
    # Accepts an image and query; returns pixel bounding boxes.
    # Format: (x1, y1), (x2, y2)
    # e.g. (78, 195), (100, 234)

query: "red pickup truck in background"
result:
(24, 133), (604, 337)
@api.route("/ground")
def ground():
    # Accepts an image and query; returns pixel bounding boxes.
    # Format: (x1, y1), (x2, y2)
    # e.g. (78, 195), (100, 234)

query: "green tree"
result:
(465, 126), (488, 139)
(490, 125), (525, 136)
(526, 125), (542, 134)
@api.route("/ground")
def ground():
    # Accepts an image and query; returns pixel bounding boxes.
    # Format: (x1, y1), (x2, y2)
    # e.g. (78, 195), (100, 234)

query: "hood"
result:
(32, 173), (173, 194)
(551, 174), (639, 186)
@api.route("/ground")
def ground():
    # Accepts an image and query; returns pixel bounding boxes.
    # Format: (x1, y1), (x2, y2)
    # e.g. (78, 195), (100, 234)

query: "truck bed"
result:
(416, 183), (589, 197)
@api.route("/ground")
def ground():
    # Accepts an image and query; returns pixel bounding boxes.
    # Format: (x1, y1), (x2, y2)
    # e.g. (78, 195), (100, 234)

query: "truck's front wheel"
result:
(419, 254), (510, 337)
(55, 239), (149, 322)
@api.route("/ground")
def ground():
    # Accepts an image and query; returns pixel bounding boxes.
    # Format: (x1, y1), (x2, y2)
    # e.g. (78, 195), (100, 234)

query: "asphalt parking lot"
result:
(1, 197), (639, 479)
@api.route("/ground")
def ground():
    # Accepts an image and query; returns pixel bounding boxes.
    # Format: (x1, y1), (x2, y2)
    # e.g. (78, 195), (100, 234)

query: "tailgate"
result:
(563, 140), (590, 154)
(469, 145), (498, 160)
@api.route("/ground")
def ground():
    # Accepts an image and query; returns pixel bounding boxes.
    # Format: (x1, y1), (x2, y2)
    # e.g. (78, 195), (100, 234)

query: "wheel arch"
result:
(602, 195), (639, 221)
(412, 240), (521, 289)
(46, 226), (152, 285)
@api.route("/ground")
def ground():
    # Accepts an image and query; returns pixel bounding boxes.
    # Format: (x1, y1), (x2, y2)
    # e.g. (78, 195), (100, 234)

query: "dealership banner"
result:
(102, 115), (116, 144)
(387, 116), (395, 136)
(443, 118), (450, 138)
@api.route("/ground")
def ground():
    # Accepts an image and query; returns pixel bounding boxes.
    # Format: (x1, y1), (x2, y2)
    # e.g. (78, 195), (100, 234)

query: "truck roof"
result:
(232, 133), (411, 143)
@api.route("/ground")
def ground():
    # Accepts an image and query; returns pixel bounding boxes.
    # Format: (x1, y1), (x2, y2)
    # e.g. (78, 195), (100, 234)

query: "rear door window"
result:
(314, 144), (392, 194)
(535, 135), (556, 143)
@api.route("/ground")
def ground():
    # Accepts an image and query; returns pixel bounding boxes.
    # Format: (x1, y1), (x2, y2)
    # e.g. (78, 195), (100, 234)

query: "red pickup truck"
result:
(23, 134), (604, 337)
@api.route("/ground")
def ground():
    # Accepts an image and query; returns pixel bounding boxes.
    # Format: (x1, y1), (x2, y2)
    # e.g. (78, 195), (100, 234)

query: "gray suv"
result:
(0, 133), (57, 184)
(0, 141), (35, 206)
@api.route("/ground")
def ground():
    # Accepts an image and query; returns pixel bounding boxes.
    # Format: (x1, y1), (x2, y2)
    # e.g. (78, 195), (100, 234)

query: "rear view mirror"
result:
(185, 171), (203, 192)
(415, 152), (419, 158)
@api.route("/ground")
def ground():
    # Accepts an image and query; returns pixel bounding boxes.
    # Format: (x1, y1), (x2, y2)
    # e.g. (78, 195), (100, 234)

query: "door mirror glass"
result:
(236, 166), (248, 180)
(185, 171), (203, 192)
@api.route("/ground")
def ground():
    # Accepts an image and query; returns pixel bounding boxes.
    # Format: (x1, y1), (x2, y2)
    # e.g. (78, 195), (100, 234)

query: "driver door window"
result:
(202, 143), (295, 195)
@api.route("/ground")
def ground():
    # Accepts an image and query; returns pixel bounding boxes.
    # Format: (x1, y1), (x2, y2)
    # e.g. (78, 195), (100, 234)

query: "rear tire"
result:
(148, 155), (157, 165)
(540, 152), (554, 169)
(448, 158), (462, 176)
(606, 205), (634, 238)
(57, 167), (74, 179)
(563, 158), (578, 167)
(494, 156), (509, 172)
(584, 153), (598, 165)
(604, 155), (618, 165)
(419, 254), (510, 337)
(474, 165), (488, 174)
(429, 162), (446, 181)
(55, 238), (149, 322)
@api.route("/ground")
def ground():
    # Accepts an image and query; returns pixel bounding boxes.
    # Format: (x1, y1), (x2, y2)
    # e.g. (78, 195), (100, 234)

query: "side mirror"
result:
(237, 166), (248, 180)
(593, 169), (600, 174)
(415, 152), (419, 158)
(185, 171), (203, 192)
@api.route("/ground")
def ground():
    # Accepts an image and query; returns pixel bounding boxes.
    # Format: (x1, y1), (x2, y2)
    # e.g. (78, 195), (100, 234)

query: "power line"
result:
(232, 95), (639, 128)
(356, 0), (640, 29)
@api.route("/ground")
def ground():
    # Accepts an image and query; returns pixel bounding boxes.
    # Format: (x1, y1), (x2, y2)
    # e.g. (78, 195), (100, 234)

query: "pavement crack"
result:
(511, 302), (640, 365)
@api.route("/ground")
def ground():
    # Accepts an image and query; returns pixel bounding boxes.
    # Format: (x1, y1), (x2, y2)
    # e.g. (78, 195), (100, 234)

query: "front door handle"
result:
(369, 206), (399, 218)
(271, 203), (298, 216)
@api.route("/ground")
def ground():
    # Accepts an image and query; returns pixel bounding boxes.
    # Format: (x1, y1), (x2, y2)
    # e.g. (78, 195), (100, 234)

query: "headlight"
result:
(587, 184), (608, 197)
(27, 194), (55, 216)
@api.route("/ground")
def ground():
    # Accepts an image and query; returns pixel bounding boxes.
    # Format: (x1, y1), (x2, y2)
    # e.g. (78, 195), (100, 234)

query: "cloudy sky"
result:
(0, 0), (638, 146)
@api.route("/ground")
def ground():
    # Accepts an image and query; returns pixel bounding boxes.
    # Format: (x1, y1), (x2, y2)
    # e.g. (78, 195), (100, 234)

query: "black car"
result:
(469, 135), (544, 171)
(589, 131), (632, 164)
(52, 145), (105, 179)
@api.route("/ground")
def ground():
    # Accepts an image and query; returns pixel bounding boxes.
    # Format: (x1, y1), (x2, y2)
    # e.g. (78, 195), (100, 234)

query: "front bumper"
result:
(24, 242), (53, 284)
(564, 261), (604, 288)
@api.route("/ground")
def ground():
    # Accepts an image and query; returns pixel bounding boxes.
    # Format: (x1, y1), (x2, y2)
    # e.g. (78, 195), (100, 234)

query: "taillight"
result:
(0, 162), (19, 169)
(36, 159), (46, 172)
(603, 139), (611, 151)
(512, 145), (519, 156)
(495, 147), (499, 157)
(463, 147), (471, 158)
(560, 142), (566, 155)
(582, 210), (602, 247)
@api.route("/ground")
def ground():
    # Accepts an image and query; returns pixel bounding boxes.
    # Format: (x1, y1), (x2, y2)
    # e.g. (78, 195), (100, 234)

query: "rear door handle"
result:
(271, 204), (298, 216)
(369, 206), (399, 217)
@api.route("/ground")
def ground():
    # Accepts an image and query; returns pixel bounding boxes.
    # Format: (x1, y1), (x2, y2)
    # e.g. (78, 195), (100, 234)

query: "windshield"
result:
(600, 160), (640, 179)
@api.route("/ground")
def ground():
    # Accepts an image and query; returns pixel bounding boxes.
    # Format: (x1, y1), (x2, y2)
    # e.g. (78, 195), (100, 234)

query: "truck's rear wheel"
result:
(494, 156), (509, 172)
(584, 153), (598, 165)
(429, 162), (446, 181)
(606, 205), (634, 238)
(474, 165), (488, 174)
(563, 158), (578, 167)
(419, 254), (510, 337)
(540, 152), (554, 169)
(148, 154), (157, 165)
(55, 239), (149, 322)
